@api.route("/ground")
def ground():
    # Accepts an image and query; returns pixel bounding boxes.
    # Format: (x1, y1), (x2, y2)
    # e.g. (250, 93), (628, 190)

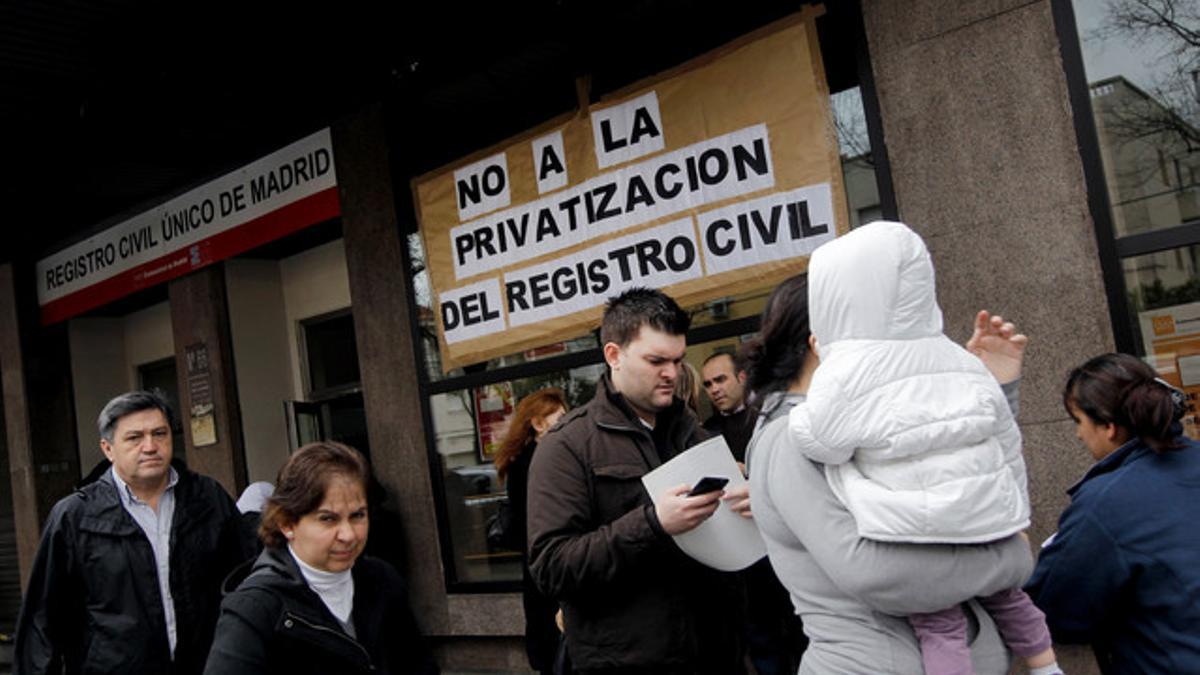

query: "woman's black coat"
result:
(506, 442), (561, 672)
(204, 546), (438, 675)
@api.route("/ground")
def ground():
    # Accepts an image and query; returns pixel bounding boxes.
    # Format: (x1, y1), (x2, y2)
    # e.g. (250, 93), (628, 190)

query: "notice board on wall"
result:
(414, 8), (848, 371)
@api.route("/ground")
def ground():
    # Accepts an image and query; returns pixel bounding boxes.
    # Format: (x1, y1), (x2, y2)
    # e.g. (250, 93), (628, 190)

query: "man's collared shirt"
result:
(110, 466), (179, 657)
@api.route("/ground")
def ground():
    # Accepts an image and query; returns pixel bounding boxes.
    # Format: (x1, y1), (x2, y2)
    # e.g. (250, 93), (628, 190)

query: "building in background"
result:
(0, 2), (1193, 673)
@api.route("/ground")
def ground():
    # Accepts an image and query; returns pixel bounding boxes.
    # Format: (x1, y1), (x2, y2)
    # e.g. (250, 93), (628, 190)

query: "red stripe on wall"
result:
(39, 186), (341, 325)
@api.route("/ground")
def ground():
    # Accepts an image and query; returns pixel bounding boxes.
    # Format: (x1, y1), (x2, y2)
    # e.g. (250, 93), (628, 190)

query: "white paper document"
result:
(641, 435), (767, 571)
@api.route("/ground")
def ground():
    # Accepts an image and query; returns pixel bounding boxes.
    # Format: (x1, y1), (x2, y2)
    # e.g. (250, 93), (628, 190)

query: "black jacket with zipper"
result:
(203, 545), (438, 675)
(527, 375), (745, 673)
(14, 462), (253, 675)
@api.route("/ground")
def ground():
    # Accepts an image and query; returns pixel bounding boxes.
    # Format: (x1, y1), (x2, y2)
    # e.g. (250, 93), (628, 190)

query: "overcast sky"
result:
(1072, 0), (1174, 91)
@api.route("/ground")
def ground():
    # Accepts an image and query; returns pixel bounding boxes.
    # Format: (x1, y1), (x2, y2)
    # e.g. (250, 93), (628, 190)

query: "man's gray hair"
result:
(97, 389), (176, 443)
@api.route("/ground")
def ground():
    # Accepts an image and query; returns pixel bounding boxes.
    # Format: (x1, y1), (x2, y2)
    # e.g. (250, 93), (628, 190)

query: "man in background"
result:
(701, 351), (754, 463)
(703, 350), (806, 675)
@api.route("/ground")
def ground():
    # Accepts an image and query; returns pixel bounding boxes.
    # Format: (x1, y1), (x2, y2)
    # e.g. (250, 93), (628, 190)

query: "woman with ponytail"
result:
(1026, 353), (1200, 673)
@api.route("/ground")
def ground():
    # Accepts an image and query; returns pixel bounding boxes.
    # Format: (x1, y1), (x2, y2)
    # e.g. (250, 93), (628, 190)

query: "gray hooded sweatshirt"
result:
(748, 382), (1032, 673)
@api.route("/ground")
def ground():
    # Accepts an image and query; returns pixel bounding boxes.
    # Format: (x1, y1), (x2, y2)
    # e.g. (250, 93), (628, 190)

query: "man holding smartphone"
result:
(527, 288), (745, 675)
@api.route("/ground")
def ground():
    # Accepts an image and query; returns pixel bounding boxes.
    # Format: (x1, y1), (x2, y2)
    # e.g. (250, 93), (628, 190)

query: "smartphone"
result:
(687, 476), (729, 496)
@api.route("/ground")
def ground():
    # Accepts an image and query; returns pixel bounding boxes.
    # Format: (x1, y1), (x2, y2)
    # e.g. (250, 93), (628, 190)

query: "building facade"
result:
(2, 1), (1195, 672)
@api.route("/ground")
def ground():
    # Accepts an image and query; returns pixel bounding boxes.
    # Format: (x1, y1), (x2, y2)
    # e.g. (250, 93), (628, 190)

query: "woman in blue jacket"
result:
(1026, 353), (1200, 673)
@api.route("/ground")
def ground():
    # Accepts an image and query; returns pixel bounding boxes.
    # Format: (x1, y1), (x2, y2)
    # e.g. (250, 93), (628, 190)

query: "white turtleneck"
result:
(288, 544), (356, 635)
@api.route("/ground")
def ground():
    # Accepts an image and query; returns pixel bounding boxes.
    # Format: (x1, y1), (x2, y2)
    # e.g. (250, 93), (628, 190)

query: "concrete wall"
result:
(226, 260), (294, 483)
(279, 239), (352, 399)
(68, 318), (125, 470)
(861, 1), (1109, 670)
(67, 303), (175, 473)
(124, 302), (175, 381)
(1, 264), (80, 585)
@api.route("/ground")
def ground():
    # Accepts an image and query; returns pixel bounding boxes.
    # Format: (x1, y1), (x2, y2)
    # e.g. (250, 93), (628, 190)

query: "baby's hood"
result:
(808, 220), (942, 348)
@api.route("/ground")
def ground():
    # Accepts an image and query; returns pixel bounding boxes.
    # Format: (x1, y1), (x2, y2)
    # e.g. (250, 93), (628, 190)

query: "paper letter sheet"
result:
(641, 435), (767, 571)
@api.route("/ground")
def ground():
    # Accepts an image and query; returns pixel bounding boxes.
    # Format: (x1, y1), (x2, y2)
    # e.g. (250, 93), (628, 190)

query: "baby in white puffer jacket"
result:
(788, 221), (1059, 675)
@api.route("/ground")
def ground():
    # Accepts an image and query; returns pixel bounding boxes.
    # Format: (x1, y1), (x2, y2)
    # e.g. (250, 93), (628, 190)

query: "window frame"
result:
(299, 307), (364, 402)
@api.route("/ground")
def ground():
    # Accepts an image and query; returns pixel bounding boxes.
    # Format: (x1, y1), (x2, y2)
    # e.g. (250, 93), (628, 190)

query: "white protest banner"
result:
(699, 183), (836, 275)
(414, 9), (848, 371)
(450, 124), (774, 281)
(36, 129), (338, 325)
(440, 277), (507, 344)
(504, 217), (703, 330)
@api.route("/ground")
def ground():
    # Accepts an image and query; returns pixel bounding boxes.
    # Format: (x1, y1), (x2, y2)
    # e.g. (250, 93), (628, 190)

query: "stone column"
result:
(860, 1), (1108, 671)
(0, 263), (80, 586)
(331, 105), (451, 623)
(169, 265), (246, 496)
(331, 105), (530, 670)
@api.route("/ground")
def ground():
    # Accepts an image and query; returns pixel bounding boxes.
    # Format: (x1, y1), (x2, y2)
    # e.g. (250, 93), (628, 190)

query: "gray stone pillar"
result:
(331, 106), (529, 669)
(330, 106), (450, 623)
(861, 2), (1108, 671)
(169, 265), (247, 496)
(0, 263), (80, 587)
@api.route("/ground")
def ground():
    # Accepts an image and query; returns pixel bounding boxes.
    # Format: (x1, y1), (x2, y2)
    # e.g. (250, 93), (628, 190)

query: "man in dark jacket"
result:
(700, 351), (754, 463)
(701, 350), (806, 675)
(14, 389), (253, 675)
(527, 288), (745, 675)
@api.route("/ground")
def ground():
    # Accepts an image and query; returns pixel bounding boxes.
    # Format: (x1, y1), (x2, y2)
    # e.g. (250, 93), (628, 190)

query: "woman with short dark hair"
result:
(1026, 353), (1200, 672)
(204, 442), (437, 675)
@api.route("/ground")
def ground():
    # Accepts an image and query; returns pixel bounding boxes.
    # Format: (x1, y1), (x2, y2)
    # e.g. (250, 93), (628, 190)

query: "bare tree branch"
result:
(1096, 0), (1200, 61)
(1089, 0), (1200, 152)
(831, 89), (873, 166)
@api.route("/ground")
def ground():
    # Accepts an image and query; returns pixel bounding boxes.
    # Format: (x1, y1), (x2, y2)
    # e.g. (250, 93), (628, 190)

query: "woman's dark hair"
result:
(1063, 353), (1185, 453)
(739, 274), (811, 397)
(260, 441), (370, 547)
(494, 388), (567, 481)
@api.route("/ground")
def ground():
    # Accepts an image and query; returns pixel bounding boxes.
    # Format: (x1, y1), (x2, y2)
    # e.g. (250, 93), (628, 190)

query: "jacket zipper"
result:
(282, 611), (375, 671)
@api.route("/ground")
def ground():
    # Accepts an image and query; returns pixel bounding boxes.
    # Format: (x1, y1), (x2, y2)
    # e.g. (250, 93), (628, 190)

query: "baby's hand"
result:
(966, 310), (1028, 384)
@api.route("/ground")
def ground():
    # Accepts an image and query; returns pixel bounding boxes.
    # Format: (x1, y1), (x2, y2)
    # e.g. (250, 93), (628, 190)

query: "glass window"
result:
(410, 27), (885, 590)
(1091, 82), (1200, 236)
(302, 311), (361, 395)
(832, 87), (882, 229)
(1072, 1), (1200, 439)
(1122, 244), (1200, 437)
(429, 364), (605, 584)
(1073, 1), (1200, 238)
